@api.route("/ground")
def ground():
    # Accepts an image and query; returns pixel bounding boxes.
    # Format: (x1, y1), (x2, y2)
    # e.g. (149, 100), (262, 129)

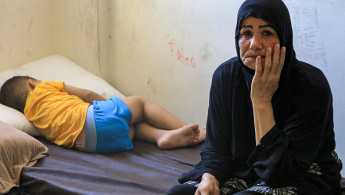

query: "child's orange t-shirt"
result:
(24, 81), (89, 148)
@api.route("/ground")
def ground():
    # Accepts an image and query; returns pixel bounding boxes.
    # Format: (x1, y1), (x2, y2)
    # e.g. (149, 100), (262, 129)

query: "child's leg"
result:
(121, 96), (205, 149)
(121, 96), (185, 129)
(131, 123), (202, 149)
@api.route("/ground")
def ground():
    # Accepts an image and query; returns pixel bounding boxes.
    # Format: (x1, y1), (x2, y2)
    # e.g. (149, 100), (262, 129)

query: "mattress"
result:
(20, 137), (202, 195)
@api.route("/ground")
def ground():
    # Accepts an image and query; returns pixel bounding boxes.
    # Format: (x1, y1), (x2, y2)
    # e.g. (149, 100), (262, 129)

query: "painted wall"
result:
(98, 0), (240, 128)
(0, 0), (54, 71)
(99, 0), (345, 176)
(52, 0), (100, 74)
(0, 0), (99, 74)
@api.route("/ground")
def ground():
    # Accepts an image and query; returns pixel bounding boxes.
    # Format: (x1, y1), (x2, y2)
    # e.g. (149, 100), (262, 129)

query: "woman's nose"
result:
(250, 35), (262, 51)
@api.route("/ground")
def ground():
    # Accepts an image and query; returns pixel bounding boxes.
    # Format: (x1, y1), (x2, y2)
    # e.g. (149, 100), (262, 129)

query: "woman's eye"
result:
(263, 30), (274, 36)
(241, 30), (252, 37)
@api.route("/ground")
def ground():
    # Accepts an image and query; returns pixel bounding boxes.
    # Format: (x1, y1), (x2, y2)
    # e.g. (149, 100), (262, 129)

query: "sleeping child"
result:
(0, 76), (206, 153)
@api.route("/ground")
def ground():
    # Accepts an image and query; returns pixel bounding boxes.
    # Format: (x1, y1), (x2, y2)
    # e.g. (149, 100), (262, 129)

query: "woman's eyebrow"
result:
(240, 25), (253, 29)
(240, 24), (274, 29)
(259, 24), (275, 29)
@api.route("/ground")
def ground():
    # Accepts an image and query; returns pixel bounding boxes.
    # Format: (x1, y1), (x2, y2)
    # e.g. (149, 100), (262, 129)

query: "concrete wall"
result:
(0, 0), (99, 74)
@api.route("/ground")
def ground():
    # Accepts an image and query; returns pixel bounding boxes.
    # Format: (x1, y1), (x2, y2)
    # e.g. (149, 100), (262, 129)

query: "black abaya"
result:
(172, 0), (342, 194)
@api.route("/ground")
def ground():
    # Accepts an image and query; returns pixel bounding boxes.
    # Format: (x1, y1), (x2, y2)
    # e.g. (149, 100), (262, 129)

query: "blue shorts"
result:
(81, 97), (133, 153)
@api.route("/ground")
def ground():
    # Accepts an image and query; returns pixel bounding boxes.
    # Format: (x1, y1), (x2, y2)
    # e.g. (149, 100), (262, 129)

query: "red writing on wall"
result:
(168, 42), (196, 69)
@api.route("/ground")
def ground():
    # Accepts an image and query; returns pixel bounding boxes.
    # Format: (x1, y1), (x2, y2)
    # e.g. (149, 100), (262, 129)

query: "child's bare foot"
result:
(193, 127), (206, 145)
(157, 124), (203, 149)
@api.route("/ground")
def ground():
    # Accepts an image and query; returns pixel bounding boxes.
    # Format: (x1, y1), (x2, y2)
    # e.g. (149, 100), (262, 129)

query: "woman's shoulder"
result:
(297, 61), (330, 89)
(216, 57), (239, 70)
(295, 61), (332, 102)
(213, 57), (241, 78)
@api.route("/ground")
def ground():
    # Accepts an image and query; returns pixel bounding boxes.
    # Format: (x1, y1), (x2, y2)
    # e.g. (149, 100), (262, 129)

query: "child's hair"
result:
(0, 76), (36, 113)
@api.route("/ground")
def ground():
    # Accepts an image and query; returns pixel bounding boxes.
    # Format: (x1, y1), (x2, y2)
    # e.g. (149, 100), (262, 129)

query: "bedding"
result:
(0, 104), (40, 136)
(20, 137), (202, 195)
(0, 122), (48, 194)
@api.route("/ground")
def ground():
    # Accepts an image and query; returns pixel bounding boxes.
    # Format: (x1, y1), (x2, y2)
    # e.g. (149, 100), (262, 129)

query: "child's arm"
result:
(63, 84), (106, 104)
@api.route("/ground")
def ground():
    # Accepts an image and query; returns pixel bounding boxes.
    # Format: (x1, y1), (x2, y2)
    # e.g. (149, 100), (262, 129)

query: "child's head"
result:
(0, 76), (36, 113)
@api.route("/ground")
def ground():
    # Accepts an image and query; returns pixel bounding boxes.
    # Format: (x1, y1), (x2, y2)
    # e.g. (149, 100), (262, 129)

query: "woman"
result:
(168, 0), (342, 194)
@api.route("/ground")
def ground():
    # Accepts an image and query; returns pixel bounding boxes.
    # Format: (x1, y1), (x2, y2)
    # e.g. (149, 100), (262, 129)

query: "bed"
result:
(0, 55), (343, 195)
(19, 137), (201, 195)
(0, 55), (202, 195)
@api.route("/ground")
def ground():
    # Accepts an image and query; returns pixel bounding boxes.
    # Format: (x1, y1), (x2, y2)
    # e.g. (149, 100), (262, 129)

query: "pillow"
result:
(0, 104), (41, 136)
(0, 55), (124, 136)
(0, 121), (49, 194)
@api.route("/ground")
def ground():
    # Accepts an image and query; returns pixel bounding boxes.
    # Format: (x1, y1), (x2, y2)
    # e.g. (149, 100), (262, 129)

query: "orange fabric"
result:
(24, 81), (89, 148)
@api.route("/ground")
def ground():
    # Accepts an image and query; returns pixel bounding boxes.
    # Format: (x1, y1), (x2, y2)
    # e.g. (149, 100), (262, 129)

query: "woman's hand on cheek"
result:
(251, 44), (286, 104)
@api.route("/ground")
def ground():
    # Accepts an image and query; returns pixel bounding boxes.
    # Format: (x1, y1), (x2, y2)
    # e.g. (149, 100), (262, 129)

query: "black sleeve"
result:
(179, 65), (234, 185)
(248, 69), (334, 187)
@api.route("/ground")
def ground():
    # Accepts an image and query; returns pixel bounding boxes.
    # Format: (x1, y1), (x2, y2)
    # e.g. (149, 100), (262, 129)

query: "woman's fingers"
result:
(277, 46), (286, 75)
(251, 44), (285, 102)
(255, 55), (262, 76)
(272, 44), (280, 73)
(261, 44), (285, 77)
(263, 47), (272, 77)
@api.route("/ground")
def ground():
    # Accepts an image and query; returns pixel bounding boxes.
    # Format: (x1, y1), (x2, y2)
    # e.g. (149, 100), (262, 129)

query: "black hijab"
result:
(235, 0), (298, 127)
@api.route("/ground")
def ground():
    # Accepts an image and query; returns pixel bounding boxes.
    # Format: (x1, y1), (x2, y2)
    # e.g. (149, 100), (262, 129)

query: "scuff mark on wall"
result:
(27, 17), (33, 33)
(25, 49), (34, 57)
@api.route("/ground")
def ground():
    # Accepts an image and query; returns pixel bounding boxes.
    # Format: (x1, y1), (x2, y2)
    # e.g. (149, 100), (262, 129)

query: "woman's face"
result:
(238, 16), (280, 70)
